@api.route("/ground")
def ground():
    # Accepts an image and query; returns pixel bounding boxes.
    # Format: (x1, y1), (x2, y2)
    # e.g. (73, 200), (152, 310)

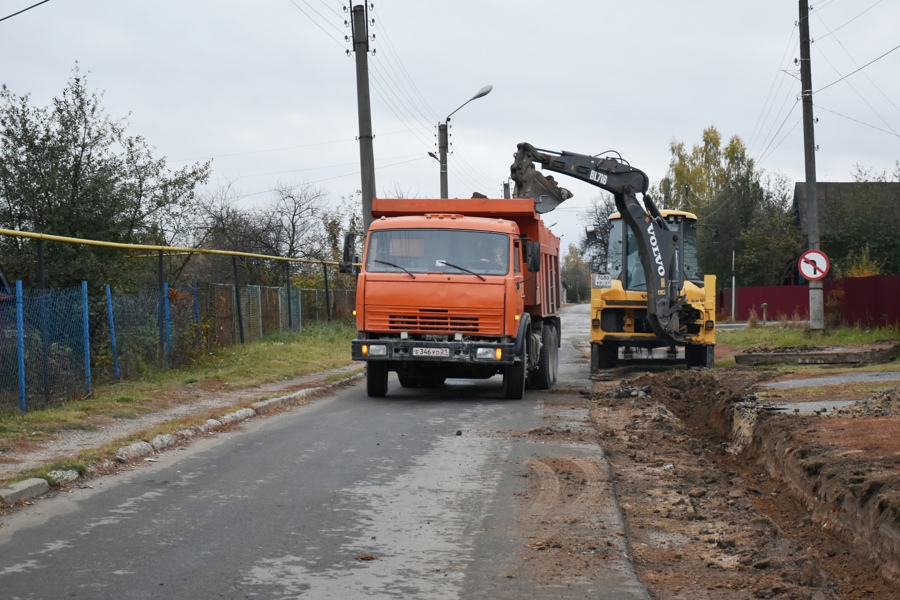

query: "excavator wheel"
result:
(685, 344), (715, 369)
(592, 342), (618, 370)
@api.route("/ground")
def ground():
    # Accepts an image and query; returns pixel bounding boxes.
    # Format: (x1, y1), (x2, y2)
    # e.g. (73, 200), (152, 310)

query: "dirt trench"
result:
(589, 367), (900, 599)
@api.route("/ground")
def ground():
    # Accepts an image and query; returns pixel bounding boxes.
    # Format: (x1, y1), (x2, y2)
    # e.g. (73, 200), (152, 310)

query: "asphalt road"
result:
(0, 304), (648, 599)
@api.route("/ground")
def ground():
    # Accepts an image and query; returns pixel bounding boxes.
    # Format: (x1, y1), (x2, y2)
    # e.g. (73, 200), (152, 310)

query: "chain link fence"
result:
(0, 282), (356, 413)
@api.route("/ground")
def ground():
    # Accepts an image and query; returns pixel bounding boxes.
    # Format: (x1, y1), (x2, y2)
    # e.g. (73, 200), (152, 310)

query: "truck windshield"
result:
(366, 229), (510, 276)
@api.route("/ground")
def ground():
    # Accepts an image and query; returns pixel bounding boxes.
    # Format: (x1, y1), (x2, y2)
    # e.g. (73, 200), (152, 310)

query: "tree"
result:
(561, 243), (591, 303)
(0, 66), (210, 290)
(187, 182), (331, 287)
(665, 126), (801, 290)
(819, 164), (900, 276)
(736, 173), (804, 286)
(578, 193), (616, 272)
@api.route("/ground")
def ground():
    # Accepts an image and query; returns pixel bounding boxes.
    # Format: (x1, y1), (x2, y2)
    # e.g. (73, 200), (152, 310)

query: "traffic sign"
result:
(798, 249), (829, 281)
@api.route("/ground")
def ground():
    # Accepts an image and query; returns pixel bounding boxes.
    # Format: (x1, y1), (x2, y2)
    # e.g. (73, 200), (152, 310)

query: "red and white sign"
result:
(798, 249), (830, 281)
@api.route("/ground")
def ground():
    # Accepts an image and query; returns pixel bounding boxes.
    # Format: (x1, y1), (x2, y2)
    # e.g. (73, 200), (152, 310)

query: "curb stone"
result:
(0, 478), (50, 506)
(2, 371), (364, 506)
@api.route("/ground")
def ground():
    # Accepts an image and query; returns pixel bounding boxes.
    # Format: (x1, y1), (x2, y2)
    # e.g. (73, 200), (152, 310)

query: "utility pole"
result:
(799, 0), (824, 330)
(350, 3), (376, 231)
(438, 122), (449, 199)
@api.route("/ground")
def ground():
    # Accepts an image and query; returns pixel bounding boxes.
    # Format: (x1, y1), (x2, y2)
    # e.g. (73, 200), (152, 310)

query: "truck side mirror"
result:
(584, 225), (597, 243)
(526, 240), (541, 272)
(338, 233), (356, 274)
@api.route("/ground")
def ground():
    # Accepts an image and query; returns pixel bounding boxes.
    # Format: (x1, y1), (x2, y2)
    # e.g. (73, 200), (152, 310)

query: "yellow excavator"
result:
(510, 142), (716, 371)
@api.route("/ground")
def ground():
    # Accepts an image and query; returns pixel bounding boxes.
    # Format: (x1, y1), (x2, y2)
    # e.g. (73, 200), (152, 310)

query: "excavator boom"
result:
(510, 142), (691, 344)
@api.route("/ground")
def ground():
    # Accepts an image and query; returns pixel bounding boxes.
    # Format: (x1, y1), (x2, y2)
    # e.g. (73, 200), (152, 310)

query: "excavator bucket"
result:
(510, 144), (573, 213)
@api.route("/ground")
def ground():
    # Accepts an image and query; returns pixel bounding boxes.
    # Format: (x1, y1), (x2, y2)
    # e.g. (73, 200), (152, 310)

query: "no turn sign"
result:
(798, 249), (830, 281)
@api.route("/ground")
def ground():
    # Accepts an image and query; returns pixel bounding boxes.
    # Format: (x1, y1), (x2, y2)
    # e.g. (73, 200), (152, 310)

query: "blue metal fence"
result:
(0, 282), (355, 413)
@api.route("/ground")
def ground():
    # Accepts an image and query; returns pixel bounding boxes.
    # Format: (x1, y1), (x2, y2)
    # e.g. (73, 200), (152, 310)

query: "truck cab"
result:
(346, 198), (561, 399)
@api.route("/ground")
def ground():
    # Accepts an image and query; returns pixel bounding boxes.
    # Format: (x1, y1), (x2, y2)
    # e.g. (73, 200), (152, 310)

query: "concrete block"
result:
(1, 478), (50, 505)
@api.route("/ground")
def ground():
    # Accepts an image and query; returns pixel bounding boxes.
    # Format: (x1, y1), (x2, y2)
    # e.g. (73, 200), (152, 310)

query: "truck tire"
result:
(418, 374), (446, 388)
(502, 347), (527, 400)
(397, 371), (419, 388)
(593, 341), (618, 370)
(685, 344), (715, 368)
(367, 362), (389, 397)
(533, 323), (558, 390)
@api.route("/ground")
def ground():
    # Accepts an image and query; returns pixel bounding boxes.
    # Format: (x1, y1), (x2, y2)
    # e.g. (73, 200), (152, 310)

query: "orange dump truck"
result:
(342, 197), (562, 399)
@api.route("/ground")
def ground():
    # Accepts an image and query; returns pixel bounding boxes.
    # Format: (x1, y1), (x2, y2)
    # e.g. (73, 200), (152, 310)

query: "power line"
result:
(747, 23), (798, 153)
(0, 0), (50, 23)
(815, 40), (900, 94)
(752, 83), (801, 164)
(816, 104), (900, 139)
(286, 0), (346, 48)
(171, 138), (357, 163)
(755, 99), (800, 166)
(814, 0), (882, 42)
(368, 73), (434, 150)
(209, 152), (427, 183)
(369, 5), (438, 122)
(813, 2), (900, 118)
(317, 0), (344, 20)
(226, 155), (430, 200)
(812, 43), (899, 137)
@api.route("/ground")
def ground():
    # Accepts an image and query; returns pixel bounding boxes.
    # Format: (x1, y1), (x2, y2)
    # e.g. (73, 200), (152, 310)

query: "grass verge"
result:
(0, 321), (356, 460)
(718, 324), (900, 351)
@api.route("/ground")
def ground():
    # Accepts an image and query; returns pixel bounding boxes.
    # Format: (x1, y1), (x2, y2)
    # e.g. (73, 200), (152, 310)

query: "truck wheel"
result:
(533, 323), (558, 390)
(367, 362), (389, 397)
(502, 347), (527, 400)
(397, 371), (419, 388)
(594, 342), (617, 370)
(418, 374), (446, 388)
(685, 344), (715, 368)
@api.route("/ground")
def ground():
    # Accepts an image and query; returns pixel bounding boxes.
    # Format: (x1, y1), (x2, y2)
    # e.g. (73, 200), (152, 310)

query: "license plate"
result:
(412, 347), (449, 357)
(593, 273), (611, 288)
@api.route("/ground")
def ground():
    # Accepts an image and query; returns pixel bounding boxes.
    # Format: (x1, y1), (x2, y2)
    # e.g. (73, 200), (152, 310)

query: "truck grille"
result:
(367, 308), (503, 335)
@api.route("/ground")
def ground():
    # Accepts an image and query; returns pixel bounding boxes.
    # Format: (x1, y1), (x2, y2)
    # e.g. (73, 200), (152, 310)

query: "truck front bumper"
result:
(351, 339), (515, 365)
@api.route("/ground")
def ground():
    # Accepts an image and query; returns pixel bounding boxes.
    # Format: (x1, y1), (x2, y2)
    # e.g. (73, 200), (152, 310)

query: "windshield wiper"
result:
(373, 259), (416, 279)
(440, 261), (486, 281)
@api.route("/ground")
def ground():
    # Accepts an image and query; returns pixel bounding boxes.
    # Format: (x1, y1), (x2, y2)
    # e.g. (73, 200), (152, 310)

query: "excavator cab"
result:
(606, 211), (703, 291)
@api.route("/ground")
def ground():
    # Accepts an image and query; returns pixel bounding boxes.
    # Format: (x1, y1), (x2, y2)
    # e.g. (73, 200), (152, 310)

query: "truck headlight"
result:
(363, 344), (387, 357)
(476, 347), (501, 360)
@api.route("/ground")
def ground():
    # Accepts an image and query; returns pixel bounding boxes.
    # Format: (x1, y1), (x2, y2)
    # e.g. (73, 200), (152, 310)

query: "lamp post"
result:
(437, 85), (493, 199)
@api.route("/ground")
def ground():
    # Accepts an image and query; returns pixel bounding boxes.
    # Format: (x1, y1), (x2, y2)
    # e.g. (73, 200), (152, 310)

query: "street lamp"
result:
(437, 84), (493, 199)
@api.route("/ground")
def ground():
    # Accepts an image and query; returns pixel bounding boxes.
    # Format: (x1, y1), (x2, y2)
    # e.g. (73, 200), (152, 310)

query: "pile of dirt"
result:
(744, 345), (824, 354)
(592, 369), (900, 599)
(831, 385), (900, 417)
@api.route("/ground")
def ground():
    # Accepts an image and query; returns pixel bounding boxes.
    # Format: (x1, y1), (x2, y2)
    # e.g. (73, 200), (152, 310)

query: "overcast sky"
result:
(2, 0), (899, 251)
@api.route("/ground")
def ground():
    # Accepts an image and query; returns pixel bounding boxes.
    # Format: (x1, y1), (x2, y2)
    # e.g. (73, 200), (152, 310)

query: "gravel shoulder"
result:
(0, 364), (363, 485)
